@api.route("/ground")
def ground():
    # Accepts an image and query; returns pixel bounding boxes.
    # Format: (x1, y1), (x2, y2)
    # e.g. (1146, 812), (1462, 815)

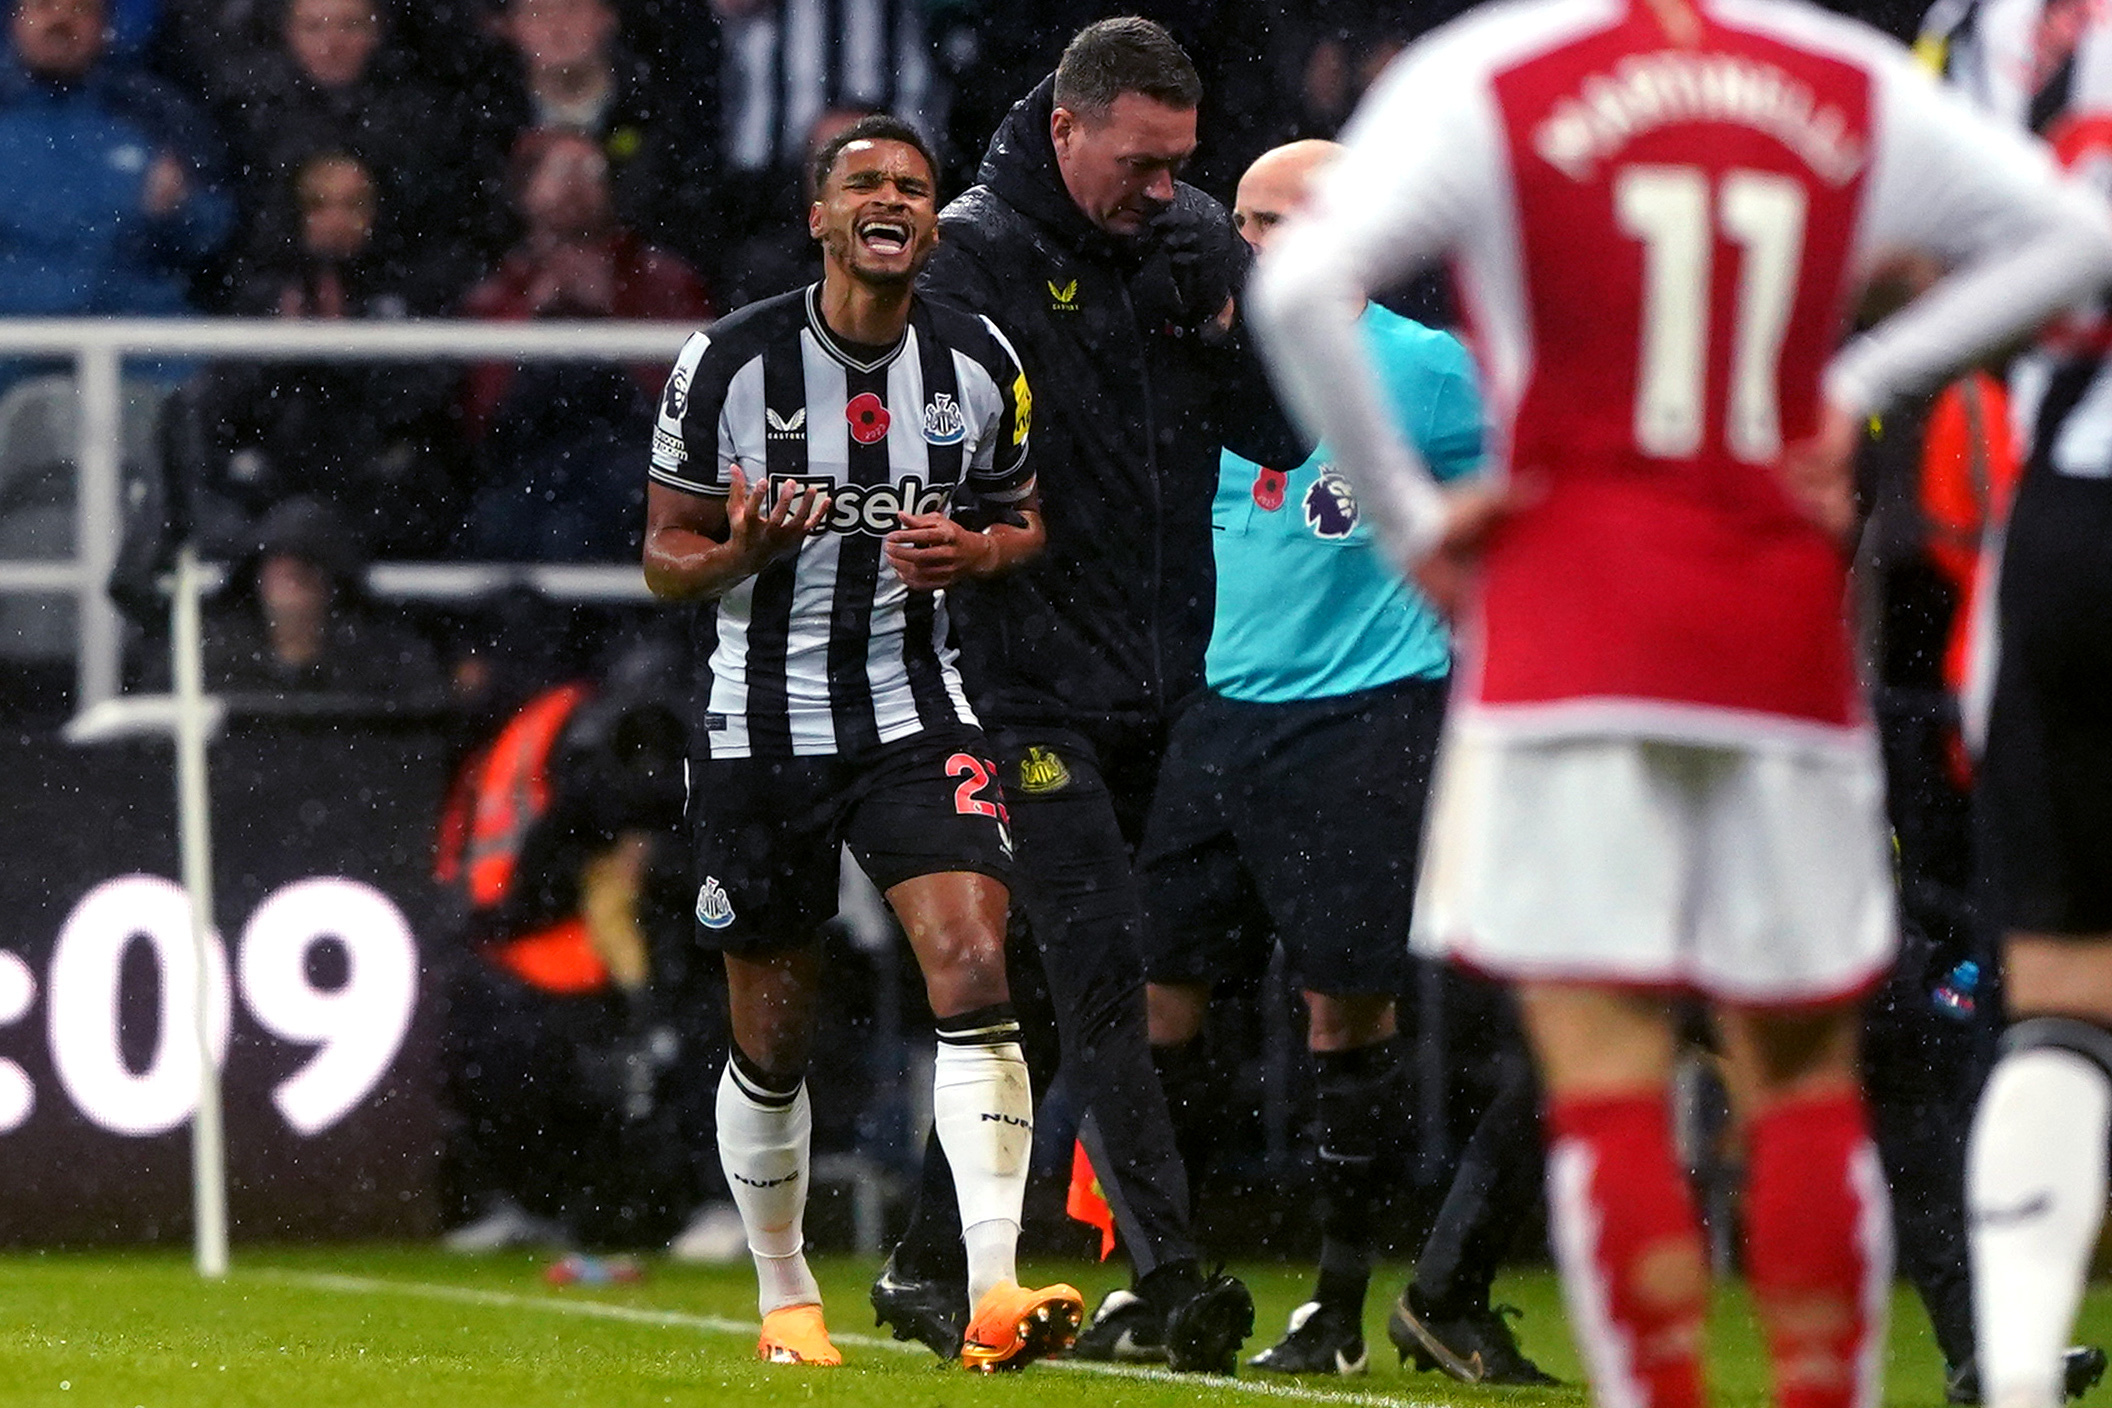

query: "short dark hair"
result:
(810, 114), (940, 199)
(1052, 17), (1201, 119)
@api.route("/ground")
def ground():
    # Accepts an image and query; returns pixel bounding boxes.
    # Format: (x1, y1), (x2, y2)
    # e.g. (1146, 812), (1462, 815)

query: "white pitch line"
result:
(259, 1269), (1457, 1408)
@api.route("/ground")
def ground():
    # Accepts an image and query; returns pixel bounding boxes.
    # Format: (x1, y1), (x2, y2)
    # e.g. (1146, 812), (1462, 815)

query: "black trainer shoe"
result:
(1946, 1347), (2109, 1405)
(1166, 1271), (1256, 1376)
(1388, 1283), (1559, 1386)
(870, 1252), (968, 1361)
(1070, 1288), (1167, 1363)
(1249, 1299), (1368, 1376)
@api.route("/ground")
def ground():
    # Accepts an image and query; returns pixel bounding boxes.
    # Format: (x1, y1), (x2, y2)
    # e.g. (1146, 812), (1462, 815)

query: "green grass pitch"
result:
(0, 1247), (2100, 1408)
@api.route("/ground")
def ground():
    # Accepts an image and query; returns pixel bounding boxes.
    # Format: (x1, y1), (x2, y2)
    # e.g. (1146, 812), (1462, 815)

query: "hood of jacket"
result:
(976, 74), (1161, 273)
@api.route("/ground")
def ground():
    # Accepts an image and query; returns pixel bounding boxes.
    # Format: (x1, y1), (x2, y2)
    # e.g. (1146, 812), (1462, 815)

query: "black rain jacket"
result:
(922, 76), (1310, 731)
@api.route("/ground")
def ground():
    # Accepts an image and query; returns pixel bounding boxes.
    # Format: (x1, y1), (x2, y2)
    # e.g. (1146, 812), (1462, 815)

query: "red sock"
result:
(1744, 1090), (1890, 1408)
(1546, 1093), (1709, 1408)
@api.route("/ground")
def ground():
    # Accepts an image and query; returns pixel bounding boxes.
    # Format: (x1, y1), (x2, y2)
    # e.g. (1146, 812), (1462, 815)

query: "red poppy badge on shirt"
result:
(847, 392), (891, 445)
(1253, 466), (1287, 511)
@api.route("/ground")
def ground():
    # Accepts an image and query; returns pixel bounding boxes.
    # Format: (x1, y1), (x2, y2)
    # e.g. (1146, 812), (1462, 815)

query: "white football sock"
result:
(717, 1055), (821, 1315)
(1969, 1039), (2112, 1408)
(932, 1010), (1032, 1306)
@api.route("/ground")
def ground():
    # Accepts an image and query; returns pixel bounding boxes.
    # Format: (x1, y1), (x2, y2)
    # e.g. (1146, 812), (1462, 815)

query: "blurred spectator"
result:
(207, 0), (487, 294)
(712, 104), (863, 312)
(236, 148), (451, 315)
(163, 150), (474, 558)
(471, 0), (710, 269)
(434, 644), (716, 1251)
(1266, 0), (1427, 138)
(0, 0), (234, 333)
(708, 0), (938, 242)
(458, 127), (709, 562)
(157, 495), (446, 695)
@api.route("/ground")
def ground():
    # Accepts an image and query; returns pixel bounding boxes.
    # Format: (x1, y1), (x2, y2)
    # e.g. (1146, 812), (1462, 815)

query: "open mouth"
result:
(858, 219), (912, 256)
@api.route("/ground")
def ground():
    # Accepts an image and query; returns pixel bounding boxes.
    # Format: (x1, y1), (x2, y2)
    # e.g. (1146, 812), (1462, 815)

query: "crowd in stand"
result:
(0, 0), (1548, 568)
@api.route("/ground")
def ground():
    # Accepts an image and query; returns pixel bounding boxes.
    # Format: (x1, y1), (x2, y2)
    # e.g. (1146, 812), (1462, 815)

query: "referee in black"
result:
(643, 114), (1082, 1372)
(867, 18), (1309, 1376)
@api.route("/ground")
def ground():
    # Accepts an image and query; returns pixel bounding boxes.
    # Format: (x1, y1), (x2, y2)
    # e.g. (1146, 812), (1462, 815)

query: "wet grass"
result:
(0, 1245), (2094, 1407)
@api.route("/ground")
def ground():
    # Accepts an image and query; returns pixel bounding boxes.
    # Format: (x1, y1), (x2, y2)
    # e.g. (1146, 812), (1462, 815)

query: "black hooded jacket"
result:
(923, 77), (1310, 731)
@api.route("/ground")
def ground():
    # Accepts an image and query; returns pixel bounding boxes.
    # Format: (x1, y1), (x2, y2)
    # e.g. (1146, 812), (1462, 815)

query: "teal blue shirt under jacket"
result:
(1207, 306), (1484, 703)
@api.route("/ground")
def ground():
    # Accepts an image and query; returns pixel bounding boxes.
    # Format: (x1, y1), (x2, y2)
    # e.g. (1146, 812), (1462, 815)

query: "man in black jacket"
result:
(867, 16), (1309, 1376)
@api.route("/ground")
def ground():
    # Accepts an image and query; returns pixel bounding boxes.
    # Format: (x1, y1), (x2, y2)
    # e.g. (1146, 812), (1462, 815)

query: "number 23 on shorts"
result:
(946, 753), (1010, 825)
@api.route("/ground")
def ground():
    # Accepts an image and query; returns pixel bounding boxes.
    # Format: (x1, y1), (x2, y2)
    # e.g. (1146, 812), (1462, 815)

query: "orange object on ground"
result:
(757, 1304), (842, 1365)
(960, 1280), (1084, 1372)
(1066, 1139), (1117, 1261)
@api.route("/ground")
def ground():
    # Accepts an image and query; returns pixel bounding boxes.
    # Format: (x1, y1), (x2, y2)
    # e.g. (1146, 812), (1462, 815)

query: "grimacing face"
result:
(1051, 92), (1197, 237)
(809, 138), (939, 290)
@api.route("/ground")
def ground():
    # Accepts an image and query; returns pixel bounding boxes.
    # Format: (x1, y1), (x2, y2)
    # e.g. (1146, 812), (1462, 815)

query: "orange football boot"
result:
(757, 1304), (842, 1365)
(960, 1280), (1084, 1372)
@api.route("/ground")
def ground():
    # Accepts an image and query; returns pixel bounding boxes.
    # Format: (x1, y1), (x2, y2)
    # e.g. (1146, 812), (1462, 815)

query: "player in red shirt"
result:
(1253, 2), (2112, 1406)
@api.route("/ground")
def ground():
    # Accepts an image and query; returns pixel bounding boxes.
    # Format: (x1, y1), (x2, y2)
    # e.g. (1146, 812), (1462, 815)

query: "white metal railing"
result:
(0, 318), (698, 1278)
(0, 318), (695, 712)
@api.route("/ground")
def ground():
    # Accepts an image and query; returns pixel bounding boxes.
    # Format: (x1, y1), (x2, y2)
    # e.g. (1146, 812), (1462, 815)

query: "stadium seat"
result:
(0, 374), (169, 662)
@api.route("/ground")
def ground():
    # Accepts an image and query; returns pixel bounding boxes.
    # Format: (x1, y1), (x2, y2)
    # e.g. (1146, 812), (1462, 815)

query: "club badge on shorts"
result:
(696, 877), (735, 929)
(1017, 746), (1072, 795)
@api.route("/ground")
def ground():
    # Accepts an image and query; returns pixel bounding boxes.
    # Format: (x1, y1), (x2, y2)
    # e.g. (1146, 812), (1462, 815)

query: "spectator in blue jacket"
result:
(0, 0), (234, 328)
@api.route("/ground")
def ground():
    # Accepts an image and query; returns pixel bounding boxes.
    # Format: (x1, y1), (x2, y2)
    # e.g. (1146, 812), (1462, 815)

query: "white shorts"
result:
(1412, 728), (1898, 1005)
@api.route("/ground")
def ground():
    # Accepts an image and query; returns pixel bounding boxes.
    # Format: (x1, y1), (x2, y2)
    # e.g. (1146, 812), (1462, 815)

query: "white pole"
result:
(171, 538), (229, 1278)
(74, 347), (124, 708)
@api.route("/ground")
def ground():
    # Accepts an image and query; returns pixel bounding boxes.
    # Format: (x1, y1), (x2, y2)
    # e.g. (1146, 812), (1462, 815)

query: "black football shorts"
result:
(1979, 469), (2112, 937)
(1136, 677), (1446, 996)
(687, 724), (1013, 952)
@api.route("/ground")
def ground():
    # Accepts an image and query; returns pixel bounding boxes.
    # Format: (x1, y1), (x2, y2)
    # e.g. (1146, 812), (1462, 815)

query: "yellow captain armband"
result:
(1011, 369), (1033, 445)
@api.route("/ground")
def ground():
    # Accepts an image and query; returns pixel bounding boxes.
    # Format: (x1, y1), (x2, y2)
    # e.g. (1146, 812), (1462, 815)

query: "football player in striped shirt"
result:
(642, 114), (1079, 1372)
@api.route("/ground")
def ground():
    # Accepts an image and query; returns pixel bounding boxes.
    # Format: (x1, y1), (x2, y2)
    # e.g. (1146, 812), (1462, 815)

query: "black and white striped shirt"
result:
(1921, 0), (2112, 132)
(717, 0), (936, 174)
(651, 284), (1033, 759)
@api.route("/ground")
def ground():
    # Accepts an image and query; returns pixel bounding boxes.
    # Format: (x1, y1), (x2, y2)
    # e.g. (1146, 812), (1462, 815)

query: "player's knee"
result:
(920, 920), (1009, 1012)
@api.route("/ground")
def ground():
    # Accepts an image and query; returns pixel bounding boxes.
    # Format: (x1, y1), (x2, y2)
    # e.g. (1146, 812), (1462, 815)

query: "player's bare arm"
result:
(884, 496), (1045, 591)
(642, 467), (829, 601)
